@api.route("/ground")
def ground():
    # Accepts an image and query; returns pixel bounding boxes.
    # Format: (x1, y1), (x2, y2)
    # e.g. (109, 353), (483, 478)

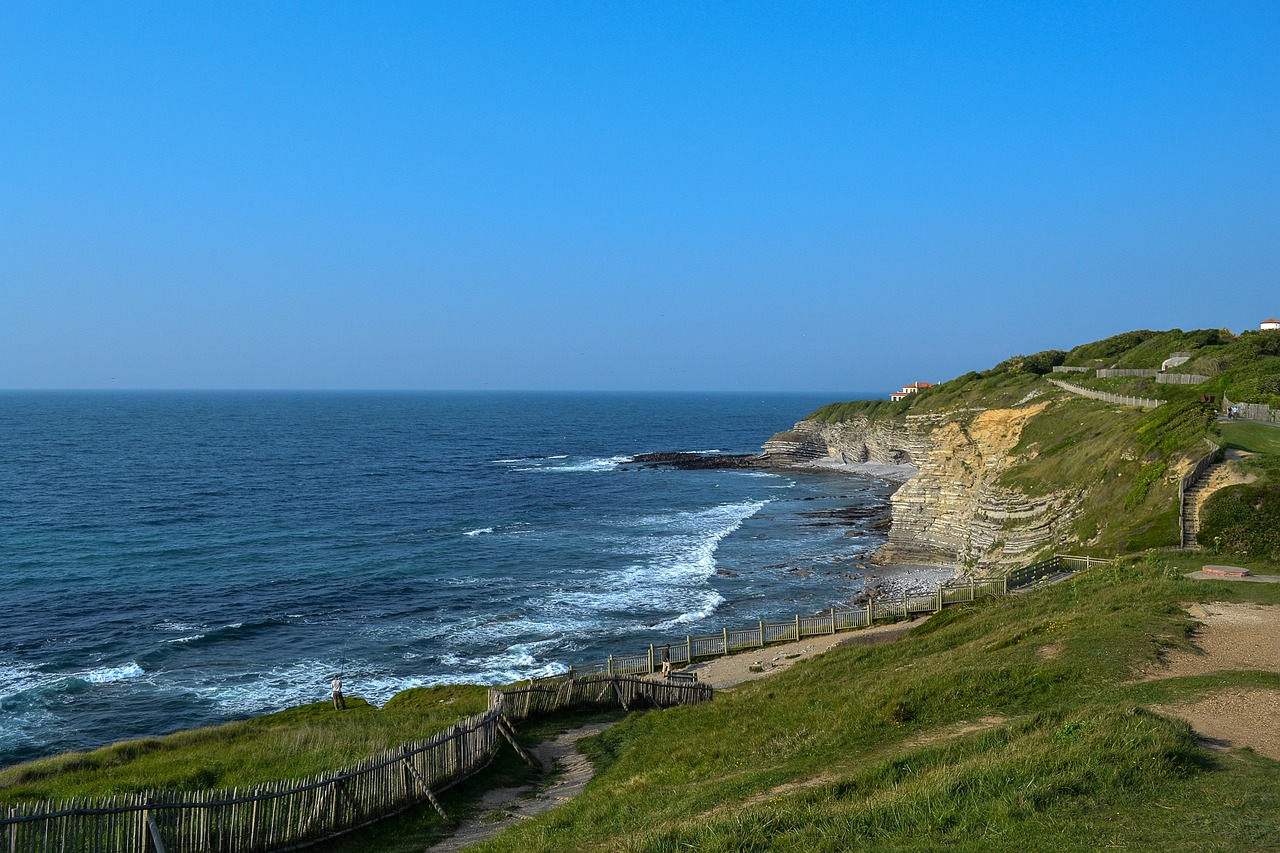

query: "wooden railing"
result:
(1046, 379), (1163, 409)
(533, 555), (1109, 685)
(1, 677), (709, 853)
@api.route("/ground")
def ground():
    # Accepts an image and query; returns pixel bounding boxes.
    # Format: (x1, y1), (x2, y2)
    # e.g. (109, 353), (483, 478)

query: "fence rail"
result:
(533, 554), (1110, 688)
(1223, 396), (1280, 425)
(2, 677), (708, 853)
(1155, 373), (1211, 386)
(1046, 379), (1163, 409)
(1095, 368), (1159, 378)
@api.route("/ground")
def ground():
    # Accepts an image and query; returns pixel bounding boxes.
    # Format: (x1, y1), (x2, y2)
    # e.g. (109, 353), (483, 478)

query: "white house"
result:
(1262, 318), (1280, 330)
(890, 381), (933, 402)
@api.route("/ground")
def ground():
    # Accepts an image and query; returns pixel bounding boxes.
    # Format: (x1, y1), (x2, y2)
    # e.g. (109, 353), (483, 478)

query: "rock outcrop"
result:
(765, 403), (1079, 570)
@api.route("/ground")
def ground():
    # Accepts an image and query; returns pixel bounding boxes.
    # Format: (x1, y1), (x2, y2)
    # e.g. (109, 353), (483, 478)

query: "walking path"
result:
(425, 721), (615, 852)
(1143, 600), (1280, 761)
(424, 620), (928, 850)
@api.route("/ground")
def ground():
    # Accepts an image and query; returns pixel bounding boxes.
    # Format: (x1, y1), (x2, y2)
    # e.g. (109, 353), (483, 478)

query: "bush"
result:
(995, 350), (1067, 376)
(1198, 483), (1280, 559)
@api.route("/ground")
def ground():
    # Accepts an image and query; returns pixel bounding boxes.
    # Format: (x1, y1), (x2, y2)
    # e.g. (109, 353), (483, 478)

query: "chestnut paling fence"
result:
(2, 554), (1102, 852)
(546, 554), (1106, 679)
(1, 676), (711, 853)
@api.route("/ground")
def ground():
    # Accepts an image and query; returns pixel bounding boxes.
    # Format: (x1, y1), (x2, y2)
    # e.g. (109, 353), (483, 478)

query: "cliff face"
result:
(765, 404), (1079, 569)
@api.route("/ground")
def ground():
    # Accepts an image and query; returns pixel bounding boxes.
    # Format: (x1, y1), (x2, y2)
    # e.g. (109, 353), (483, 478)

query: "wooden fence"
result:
(1155, 373), (1212, 386)
(1046, 379), (1163, 409)
(532, 555), (1108, 684)
(1, 677), (709, 853)
(1095, 369), (1158, 378)
(1223, 396), (1280, 425)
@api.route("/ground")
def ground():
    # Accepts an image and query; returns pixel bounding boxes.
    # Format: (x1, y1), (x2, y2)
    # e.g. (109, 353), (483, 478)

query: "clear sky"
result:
(3, 2), (1277, 393)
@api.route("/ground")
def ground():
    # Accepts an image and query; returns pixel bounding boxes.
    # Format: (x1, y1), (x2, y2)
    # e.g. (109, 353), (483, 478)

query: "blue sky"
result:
(3, 2), (1277, 392)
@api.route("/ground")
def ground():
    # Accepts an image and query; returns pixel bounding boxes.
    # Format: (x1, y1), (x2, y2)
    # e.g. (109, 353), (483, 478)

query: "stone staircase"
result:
(1180, 458), (1230, 549)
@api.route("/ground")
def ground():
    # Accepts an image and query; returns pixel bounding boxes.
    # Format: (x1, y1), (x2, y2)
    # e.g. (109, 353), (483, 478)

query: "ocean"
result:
(0, 391), (895, 768)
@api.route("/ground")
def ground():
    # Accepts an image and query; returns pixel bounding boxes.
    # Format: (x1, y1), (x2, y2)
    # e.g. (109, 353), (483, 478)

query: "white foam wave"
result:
(83, 662), (144, 684)
(462, 527), (494, 537)
(519, 455), (629, 473)
(0, 662), (59, 701)
(164, 634), (206, 644)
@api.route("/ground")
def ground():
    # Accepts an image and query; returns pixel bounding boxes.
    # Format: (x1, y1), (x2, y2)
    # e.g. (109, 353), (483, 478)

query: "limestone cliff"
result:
(764, 403), (1080, 570)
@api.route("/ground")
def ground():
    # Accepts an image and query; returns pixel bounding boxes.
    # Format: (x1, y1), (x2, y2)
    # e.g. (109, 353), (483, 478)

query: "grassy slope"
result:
(0, 685), (489, 804)
(465, 556), (1280, 852)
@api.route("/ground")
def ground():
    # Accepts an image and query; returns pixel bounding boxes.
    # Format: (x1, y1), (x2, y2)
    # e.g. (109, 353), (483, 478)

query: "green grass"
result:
(449, 556), (1280, 852)
(0, 684), (489, 804)
(1221, 420), (1280, 455)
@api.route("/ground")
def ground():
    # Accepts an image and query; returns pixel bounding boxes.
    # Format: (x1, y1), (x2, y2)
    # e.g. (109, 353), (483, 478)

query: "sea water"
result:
(0, 391), (893, 767)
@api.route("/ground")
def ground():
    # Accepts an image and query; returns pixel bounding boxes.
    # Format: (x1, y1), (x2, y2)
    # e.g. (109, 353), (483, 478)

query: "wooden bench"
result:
(666, 671), (699, 684)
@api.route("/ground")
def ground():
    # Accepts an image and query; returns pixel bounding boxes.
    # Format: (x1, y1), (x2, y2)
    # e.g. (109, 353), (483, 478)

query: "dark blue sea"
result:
(0, 391), (894, 768)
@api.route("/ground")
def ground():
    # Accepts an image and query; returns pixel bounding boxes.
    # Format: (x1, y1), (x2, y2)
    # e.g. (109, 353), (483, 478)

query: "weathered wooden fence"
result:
(1155, 373), (1212, 386)
(1, 677), (709, 853)
(1046, 379), (1163, 409)
(1223, 396), (1280, 425)
(535, 555), (1109, 684)
(1095, 368), (1159, 379)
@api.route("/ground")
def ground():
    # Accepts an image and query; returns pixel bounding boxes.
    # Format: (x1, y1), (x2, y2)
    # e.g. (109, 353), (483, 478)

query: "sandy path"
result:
(677, 616), (930, 689)
(426, 721), (615, 852)
(1145, 601), (1280, 761)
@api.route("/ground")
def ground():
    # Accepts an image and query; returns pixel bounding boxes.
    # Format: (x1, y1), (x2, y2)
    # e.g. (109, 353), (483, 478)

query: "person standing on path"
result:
(331, 674), (346, 710)
(661, 644), (671, 678)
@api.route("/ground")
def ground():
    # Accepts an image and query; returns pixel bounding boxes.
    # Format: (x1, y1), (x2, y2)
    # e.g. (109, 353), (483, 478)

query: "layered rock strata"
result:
(764, 404), (1079, 569)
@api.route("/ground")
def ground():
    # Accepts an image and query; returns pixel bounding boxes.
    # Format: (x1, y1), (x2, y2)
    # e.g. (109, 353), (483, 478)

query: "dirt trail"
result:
(426, 623), (928, 850)
(1144, 601), (1280, 761)
(426, 721), (614, 852)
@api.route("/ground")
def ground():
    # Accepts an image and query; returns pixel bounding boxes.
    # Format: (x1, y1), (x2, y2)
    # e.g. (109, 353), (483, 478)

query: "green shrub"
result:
(1197, 483), (1280, 559)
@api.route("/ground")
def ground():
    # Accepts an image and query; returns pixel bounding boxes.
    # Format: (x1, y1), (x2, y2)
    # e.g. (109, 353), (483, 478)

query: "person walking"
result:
(331, 674), (346, 710)
(661, 644), (671, 678)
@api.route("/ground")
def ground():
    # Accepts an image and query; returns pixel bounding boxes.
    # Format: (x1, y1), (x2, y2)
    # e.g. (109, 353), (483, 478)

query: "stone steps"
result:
(1181, 460), (1229, 549)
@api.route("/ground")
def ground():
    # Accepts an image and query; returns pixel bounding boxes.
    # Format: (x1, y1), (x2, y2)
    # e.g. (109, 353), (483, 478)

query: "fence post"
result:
(686, 635), (692, 663)
(607, 655), (614, 676)
(794, 613), (801, 641)
(9, 808), (17, 853)
(759, 620), (765, 648)
(722, 627), (729, 655)
(936, 585), (942, 612)
(648, 644), (654, 674)
(867, 593), (874, 626)
(830, 607), (836, 634)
